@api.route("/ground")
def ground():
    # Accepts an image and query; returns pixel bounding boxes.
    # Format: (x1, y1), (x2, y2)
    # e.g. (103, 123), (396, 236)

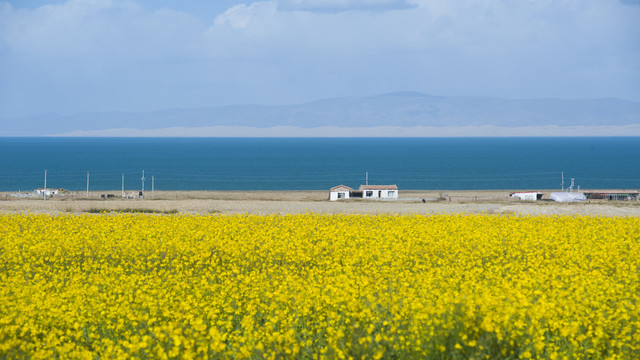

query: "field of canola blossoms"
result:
(0, 213), (639, 359)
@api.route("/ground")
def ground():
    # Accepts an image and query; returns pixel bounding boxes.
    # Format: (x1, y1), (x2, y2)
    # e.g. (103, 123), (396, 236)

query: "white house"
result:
(510, 192), (542, 201)
(329, 185), (354, 201)
(359, 185), (398, 199)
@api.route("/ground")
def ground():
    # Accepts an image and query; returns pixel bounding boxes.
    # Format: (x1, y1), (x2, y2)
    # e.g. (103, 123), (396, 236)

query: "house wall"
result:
(363, 189), (398, 199)
(329, 191), (350, 201)
(385, 190), (398, 199)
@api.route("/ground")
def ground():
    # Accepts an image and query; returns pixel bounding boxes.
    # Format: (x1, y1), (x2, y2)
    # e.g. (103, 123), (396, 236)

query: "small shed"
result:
(329, 185), (354, 201)
(359, 185), (398, 199)
(510, 192), (543, 201)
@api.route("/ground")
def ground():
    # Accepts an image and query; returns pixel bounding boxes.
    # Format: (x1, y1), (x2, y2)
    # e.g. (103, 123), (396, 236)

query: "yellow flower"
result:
(0, 213), (637, 359)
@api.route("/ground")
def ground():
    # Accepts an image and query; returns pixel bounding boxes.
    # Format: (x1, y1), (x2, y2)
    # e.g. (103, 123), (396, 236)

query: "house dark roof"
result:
(358, 185), (398, 191)
(330, 185), (354, 192)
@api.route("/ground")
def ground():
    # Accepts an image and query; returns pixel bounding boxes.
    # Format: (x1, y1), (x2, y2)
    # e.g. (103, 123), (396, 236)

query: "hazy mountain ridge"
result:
(2, 93), (639, 136)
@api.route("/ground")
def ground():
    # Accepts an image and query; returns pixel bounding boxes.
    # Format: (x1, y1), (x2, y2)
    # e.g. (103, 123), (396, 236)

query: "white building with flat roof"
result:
(358, 185), (398, 199)
(510, 192), (542, 201)
(329, 184), (399, 200)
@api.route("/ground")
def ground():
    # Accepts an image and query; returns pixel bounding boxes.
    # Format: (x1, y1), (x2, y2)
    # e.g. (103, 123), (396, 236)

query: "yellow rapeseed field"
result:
(0, 213), (638, 359)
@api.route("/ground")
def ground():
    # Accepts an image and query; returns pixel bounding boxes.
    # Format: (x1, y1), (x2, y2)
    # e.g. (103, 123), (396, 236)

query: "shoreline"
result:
(2, 189), (639, 217)
(55, 125), (640, 137)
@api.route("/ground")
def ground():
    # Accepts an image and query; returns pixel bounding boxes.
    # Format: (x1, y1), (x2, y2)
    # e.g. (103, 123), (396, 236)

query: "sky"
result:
(0, 0), (639, 119)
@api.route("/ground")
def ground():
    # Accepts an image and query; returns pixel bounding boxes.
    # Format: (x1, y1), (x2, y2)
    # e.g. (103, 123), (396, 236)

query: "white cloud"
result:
(213, 2), (277, 29)
(0, 0), (213, 117)
(0, 0), (638, 119)
(277, 0), (417, 12)
(0, 0), (203, 58)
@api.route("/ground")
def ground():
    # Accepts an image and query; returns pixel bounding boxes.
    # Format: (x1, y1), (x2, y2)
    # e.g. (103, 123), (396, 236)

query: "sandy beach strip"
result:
(1, 190), (639, 217)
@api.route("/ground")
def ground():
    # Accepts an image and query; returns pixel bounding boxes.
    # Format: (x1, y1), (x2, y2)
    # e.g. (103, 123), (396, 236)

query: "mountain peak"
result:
(377, 91), (432, 98)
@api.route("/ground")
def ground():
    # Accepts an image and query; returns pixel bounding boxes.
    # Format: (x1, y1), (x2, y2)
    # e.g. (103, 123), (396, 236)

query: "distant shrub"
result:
(85, 208), (178, 214)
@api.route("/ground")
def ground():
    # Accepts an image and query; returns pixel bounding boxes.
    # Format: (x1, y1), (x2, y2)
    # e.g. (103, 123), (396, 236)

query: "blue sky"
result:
(1, 0), (639, 118)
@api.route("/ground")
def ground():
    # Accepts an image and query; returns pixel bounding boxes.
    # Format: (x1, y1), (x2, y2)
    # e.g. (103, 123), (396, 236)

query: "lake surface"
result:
(1, 137), (639, 191)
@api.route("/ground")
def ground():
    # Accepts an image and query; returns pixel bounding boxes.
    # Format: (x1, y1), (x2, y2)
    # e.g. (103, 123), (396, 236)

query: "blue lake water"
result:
(1, 137), (639, 191)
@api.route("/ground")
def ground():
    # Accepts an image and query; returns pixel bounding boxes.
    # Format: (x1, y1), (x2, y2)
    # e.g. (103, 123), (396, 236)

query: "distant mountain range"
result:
(2, 92), (639, 136)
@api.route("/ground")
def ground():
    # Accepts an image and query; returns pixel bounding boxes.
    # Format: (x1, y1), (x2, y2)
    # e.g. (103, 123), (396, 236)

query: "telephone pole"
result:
(121, 174), (125, 198)
(141, 170), (146, 197)
(86, 172), (90, 198)
(366, 171), (368, 186)
(152, 175), (155, 199)
(561, 171), (564, 191)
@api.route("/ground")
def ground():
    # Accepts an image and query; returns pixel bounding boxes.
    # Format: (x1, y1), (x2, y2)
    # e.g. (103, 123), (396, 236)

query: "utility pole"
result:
(152, 175), (154, 199)
(86, 172), (90, 198)
(121, 174), (125, 198)
(561, 171), (564, 191)
(570, 178), (575, 193)
(141, 170), (146, 197)
(366, 171), (368, 186)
